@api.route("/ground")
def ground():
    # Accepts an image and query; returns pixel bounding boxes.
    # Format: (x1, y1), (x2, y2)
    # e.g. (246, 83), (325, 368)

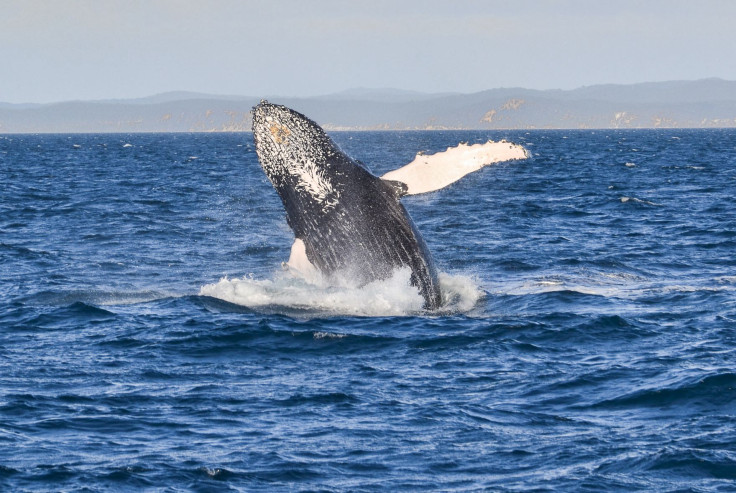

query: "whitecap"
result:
(313, 331), (347, 340)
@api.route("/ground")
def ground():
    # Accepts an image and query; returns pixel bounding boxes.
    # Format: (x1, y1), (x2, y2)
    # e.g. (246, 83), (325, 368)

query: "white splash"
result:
(199, 269), (482, 317)
(437, 272), (484, 313)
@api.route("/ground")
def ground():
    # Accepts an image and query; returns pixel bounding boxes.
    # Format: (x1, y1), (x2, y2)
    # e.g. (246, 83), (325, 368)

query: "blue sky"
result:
(2, 0), (735, 103)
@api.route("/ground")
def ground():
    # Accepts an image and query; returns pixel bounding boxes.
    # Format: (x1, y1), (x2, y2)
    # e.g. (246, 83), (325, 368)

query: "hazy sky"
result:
(2, 0), (735, 103)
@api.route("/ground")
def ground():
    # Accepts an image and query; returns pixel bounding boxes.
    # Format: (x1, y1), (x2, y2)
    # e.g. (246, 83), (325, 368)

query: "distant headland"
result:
(2, 79), (735, 133)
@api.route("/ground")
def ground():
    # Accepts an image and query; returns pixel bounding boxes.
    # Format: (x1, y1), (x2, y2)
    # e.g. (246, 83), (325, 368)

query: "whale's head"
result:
(252, 100), (346, 211)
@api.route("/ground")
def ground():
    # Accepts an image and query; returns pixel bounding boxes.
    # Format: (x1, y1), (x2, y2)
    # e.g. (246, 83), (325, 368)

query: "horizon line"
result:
(2, 77), (733, 106)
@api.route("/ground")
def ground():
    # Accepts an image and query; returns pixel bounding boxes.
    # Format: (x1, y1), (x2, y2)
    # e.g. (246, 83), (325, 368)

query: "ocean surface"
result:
(1, 129), (735, 492)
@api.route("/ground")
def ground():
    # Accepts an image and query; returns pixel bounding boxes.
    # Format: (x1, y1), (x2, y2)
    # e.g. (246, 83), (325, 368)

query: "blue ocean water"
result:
(1, 129), (735, 492)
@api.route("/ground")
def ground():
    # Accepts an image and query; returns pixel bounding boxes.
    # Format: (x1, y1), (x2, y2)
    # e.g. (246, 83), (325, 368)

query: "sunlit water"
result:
(1, 130), (735, 491)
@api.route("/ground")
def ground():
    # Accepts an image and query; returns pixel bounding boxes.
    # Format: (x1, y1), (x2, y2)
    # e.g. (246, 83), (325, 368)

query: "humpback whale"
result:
(251, 101), (527, 310)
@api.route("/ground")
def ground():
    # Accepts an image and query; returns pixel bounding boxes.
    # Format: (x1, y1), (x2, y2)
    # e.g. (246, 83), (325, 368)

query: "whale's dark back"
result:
(252, 102), (442, 309)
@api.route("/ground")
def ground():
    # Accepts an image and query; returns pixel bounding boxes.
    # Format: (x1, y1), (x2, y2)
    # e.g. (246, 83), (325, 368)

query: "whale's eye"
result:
(269, 124), (291, 144)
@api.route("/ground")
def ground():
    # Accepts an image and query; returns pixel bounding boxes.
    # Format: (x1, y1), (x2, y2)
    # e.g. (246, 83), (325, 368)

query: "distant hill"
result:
(2, 79), (736, 132)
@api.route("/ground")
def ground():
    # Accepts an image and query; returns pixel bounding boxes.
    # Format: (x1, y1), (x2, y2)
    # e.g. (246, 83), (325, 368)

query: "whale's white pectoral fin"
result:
(381, 141), (528, 196)
(284, 238), (320, 282)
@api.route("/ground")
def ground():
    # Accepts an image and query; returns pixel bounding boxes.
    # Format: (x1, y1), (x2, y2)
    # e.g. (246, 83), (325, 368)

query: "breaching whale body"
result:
(251, 101), (527, 310)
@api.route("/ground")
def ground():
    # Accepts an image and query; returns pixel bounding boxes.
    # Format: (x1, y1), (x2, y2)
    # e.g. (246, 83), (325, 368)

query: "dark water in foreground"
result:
(1, 130), (735, 491)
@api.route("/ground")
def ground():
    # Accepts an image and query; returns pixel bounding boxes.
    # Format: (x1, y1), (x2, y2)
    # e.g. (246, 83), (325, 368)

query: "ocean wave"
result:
(492, 271), (735, 302)
(591, 372), (736, 411)
(595, 446), (736, 480)
(26, 289), (172, 307)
